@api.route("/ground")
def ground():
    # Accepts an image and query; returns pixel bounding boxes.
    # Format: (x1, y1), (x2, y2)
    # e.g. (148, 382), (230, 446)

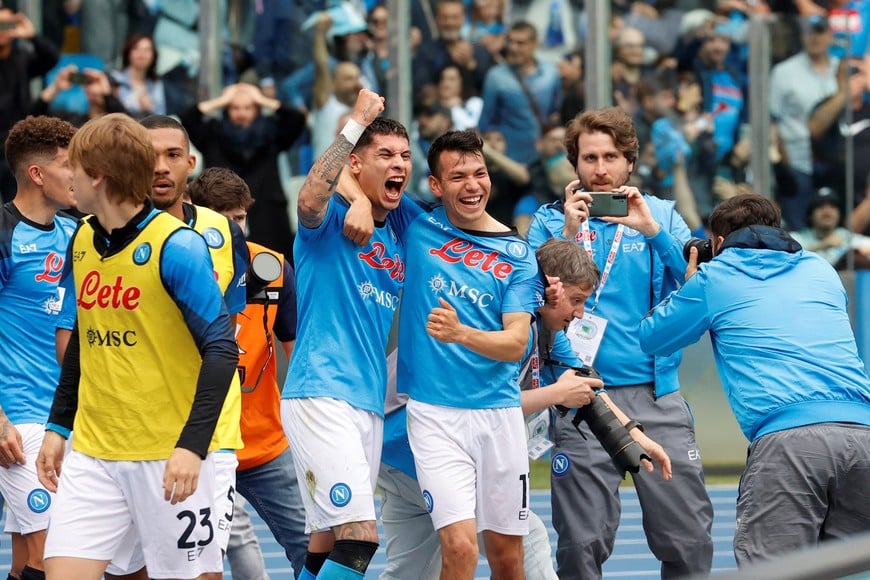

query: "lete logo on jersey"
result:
(77, 270), (141, 310)
(358, 242), (405, 282)
(429, 238), (514, 279)
(34, 251), (64, 284)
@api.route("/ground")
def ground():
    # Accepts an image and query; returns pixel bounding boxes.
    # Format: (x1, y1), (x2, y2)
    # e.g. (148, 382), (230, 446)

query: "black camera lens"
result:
(683, 238), (714, 264)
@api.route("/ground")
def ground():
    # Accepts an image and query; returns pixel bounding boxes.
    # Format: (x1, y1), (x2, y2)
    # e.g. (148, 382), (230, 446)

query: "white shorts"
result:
(281, 397), (382, 533)
(0, 423), (56, 534)
(44, 450), (222, 579)
(406, 400), (530, 535)
(213, 450), (239, 551)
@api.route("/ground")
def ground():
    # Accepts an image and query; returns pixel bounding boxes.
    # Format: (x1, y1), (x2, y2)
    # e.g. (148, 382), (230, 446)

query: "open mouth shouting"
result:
(384, 176), (405, 202)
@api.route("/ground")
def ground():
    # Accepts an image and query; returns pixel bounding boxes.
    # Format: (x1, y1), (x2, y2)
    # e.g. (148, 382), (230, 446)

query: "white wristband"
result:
(340, 118), (366, 145)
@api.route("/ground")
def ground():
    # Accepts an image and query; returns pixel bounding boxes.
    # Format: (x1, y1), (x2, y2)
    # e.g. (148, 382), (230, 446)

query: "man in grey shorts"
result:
(640, 193), (870, 564)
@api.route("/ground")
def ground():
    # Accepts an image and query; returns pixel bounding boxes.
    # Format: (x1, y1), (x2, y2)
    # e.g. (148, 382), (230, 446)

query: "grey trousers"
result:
(734, 422), (870, 564)
(550, 386), (714, 579)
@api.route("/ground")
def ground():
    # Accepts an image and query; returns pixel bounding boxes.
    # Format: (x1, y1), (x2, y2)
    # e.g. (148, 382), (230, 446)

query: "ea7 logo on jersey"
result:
(430, 238), (513, 279)
(78, 271), (141, 310)
(359, 242), (405, 282)
(35, 251), (64, 284)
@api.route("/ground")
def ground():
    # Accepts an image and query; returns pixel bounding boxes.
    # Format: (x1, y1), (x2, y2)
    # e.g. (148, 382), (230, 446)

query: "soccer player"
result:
(396, 129), (540, 578)
(0, 115), (77, 580)
(35, 113), (238, 580)
(139, 115), (248, 565)
(188, 167), (308, 577)
(281, 88), (421, 580)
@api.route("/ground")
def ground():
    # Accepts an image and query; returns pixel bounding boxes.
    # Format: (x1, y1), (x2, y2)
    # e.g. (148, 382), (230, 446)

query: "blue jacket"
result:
(639, 225), (870, 441)
(527, 195), (691, 396)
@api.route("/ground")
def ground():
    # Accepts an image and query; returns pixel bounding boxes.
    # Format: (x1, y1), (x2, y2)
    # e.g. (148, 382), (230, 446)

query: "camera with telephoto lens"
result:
(683, 238), (714, 264)
(246, 251), (282, 302)
(555, 366), (651, 473)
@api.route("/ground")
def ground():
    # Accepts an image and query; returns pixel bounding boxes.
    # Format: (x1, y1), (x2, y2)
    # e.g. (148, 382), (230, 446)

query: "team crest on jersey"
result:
(201, 227), (225, 249)
(329, 483), (352, 507)
(27, 489), (51, 513)
(422, 490), (434, 513)
(622, 226), (642, 238)
(132, 242), (152, 265)
(506, 241), (528, 259)
(552, 453), (571, 477)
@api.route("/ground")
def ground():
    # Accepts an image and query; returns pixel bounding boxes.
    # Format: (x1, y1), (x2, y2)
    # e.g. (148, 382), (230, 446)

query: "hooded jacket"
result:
(639, 225), (870, 441)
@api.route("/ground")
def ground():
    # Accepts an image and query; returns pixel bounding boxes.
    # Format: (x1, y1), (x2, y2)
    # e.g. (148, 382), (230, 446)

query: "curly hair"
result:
(5, 116), (77, 177)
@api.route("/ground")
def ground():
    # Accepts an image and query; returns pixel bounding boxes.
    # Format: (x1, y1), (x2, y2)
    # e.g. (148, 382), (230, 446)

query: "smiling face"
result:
(148, 127), (195, 212)
(350, 133), (411, 221)
(574, 130), (634, 192)
(429, 149), (491, 229)
(539, 283), (594, 331)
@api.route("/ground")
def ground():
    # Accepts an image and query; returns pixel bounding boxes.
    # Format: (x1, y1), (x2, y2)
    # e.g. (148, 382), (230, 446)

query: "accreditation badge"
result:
(525, 409), (553, 460)
(565, 313), (608, 366)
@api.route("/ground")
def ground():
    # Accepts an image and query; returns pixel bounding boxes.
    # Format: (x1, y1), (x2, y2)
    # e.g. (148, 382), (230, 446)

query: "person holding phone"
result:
(526, 106), (713, 580)
(0, 7), (60, 203)
(32, 65), (127, 125)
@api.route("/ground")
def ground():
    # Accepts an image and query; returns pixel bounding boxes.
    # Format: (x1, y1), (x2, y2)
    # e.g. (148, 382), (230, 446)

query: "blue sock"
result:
(315, 560), (365, 580)
(298, 566), (319, 580)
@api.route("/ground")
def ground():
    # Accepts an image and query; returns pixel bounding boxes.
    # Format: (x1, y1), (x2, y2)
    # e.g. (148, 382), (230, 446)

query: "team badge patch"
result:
(506, 241), (528, 259)
(132, 242), (152, 265)
(27, 489), (51, 513)
(201, 227), (225, 249)
(329, 483), (352, 507)
(552, 453), (571, 477)
(422, 490), (434, 513)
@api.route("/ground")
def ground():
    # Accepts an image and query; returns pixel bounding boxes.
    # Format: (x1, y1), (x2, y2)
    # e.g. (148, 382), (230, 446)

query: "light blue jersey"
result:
(283, 194), (420, 416)
(397, 206), (541, 409)
(0, 203), (77, 424)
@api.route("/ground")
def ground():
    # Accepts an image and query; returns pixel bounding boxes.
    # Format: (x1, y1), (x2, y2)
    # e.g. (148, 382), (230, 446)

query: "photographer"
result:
(639, 193), (870, 565)
(526, 106), (713, 579)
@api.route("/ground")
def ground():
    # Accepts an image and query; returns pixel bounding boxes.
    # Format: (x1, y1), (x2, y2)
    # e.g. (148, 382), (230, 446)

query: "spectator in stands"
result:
(252, 0), (295, 98)
(365, 5), (391, 97)
(467, 0), (507, 63)
(612, 27), (653, 116)
(309, 12), (365, 159)
(32, 65), (128, 125)
(790, 188), (870, 269)
(111, 33), (166, 118)
(0, 7), (60, 203)
(412, 0), (495, 99)
(479, 20), (562, 163)
(436, 64), (484, 130)
(480, 128), (530, 227)
(809, 57), (870, 210)
(409, 102), (454, 199)
(513, 123), (572, 236)
(79, 0), (129, 68)
(559, 48), (585, 125)
(769, 14), (839, 229)
(181, 82), (306, 257)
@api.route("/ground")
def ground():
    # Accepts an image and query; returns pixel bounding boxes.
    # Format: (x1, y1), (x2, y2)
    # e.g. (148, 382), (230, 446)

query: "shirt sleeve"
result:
(639, 270), (712, 357)
(225, 219), (249, 316)
(162, 228), (239, 457)
(272, 259), (297, 343)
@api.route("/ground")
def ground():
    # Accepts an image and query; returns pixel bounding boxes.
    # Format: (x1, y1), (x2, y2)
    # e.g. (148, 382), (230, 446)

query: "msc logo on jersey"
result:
(422, 490), (434, 513)
(506, 241), (528, 259)
(27, 489), (51, 513)
(552, 453), (571, 477)
(428, 275), (495, 307)
(85, 326), (138, 348)
(357, 280), (399, 310)
(201, 228), (225, 249)
(133, 242), (152, 265)
(329, 483), (352, 507)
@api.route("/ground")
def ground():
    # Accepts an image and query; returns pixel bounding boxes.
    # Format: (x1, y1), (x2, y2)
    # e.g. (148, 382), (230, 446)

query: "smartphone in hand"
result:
(588, 192), (629, 217)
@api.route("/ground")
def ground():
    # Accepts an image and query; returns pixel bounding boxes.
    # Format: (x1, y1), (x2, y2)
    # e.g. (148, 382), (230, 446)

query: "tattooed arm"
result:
(297, 88), (385, 229)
